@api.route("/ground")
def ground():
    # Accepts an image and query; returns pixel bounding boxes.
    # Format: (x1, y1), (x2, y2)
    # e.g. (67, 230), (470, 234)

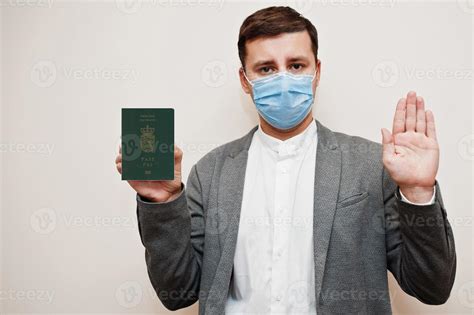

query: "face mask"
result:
(243, 69), (317, 130)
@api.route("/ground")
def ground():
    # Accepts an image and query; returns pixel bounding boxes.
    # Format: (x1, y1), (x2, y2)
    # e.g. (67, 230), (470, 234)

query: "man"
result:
(115, 6), (456, 314)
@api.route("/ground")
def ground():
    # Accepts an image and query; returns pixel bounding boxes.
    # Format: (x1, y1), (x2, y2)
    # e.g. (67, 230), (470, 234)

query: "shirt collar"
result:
(255, 119), (317, 158)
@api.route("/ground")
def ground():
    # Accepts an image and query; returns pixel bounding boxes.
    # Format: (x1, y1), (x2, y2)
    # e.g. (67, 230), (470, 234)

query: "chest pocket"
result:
(336, 191), (369, 209)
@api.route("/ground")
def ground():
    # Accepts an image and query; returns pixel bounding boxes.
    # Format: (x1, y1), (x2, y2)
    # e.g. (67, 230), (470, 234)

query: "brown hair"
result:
(238, 6), (319, 70)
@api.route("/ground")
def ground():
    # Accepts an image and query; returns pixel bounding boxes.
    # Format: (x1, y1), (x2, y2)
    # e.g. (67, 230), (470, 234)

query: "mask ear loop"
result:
(242, 68), (254, 86)
(311, 69), (317, 82)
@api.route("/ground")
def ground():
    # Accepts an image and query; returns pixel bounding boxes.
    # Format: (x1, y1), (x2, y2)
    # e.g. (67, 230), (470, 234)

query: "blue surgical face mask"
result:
(243, 69), (317, 130)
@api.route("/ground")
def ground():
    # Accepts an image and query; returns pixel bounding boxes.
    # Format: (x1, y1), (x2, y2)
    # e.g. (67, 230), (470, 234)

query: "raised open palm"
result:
(381, 91), (439, 202)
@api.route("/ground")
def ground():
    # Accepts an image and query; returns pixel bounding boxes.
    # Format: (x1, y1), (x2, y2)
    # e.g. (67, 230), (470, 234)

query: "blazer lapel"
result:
(205, 125), (257, 314)
(313, 119), (342, 308)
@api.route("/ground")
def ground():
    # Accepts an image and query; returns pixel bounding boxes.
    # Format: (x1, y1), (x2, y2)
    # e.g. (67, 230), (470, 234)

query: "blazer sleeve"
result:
(383, 166), (457, 304)
(135, 163), (205, 310)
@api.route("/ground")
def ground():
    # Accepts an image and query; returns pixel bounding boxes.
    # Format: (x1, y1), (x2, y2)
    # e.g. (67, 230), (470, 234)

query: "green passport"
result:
(121, 108), (174, 180)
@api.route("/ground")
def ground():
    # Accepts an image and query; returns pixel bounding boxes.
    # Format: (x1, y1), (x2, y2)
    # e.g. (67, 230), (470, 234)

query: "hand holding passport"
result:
(116, 108), (183, 203)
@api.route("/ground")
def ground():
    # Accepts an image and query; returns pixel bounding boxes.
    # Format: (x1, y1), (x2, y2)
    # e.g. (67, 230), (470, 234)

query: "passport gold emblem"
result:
(140, 125), (156, 153)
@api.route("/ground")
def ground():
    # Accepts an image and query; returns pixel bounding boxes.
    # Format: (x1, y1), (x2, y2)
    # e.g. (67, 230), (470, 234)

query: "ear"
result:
(239, 67), (252, 95)
(313, 59), (322, 90)
(315, 59), (321, 87)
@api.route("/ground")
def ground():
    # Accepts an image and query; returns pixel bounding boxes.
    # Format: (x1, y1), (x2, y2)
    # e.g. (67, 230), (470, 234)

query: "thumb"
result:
(381, 128), (395, 156)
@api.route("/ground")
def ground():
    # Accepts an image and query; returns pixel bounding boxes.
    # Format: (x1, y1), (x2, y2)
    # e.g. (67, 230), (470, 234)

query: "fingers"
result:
(174, 145), (183, 162)
(381, 128), (395, 157)
(116, 145), (122, 174)
(403, 91), (433, 137)
(426, 110), (437, 140)
(174, 145), (183, 173)
(416, 96), (426, 134)
(405, 91), (417, 132)
(392, 98), (406, 135)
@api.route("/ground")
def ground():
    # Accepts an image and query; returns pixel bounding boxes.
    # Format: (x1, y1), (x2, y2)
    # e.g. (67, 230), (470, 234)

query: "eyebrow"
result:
(288, 56), (310, 63)
(251, 55), (310, 69)
(252, 59), (274, 68)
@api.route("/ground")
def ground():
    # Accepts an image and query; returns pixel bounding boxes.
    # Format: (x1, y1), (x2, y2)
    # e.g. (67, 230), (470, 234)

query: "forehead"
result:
(245, 31), (313, 65)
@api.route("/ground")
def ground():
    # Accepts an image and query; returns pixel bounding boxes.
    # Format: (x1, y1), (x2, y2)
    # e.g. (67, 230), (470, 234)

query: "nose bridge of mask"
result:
(244, 70), (317, 86)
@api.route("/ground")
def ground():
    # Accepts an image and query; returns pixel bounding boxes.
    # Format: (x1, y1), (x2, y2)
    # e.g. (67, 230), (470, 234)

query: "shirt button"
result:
(280, 167), (287, 173)
(276, 295), (281, 302)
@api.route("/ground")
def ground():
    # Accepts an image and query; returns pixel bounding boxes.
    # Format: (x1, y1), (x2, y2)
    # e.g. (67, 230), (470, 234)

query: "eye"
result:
(258, 66), (274, 75)
(290, 63), (305, 72)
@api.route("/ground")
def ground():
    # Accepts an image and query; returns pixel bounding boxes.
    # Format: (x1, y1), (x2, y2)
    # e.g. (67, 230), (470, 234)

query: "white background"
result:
(1, 0), (473, 314)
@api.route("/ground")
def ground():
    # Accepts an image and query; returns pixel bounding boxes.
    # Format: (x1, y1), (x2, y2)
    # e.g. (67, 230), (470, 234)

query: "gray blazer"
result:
(136, 119), (456, 314)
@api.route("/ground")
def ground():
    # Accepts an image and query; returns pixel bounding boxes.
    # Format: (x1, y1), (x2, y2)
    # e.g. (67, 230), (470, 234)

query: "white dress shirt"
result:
(225, 119), (435, 314)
